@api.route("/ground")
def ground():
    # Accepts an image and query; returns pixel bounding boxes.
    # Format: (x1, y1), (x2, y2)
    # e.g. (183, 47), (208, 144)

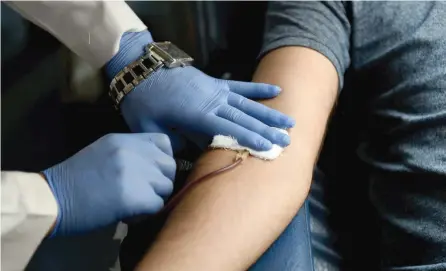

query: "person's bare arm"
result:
(136, 2), (351, 269)
(136, 46), (338, 271)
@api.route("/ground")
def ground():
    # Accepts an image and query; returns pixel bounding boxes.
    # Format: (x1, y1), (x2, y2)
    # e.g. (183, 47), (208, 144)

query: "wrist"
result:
(106, 30), (154, 79)
(40, 169), (65, 237)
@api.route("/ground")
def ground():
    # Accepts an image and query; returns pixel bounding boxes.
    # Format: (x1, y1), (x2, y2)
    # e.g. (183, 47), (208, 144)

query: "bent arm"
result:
(135, 2), (351, 270)
(6, 1), (146, 68)
(1, 171), (58, 271)
(136, 46), (338, 270)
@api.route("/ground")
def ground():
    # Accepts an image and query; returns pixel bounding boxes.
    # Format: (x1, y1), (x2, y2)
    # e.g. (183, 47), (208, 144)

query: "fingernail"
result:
(274, 86), (282, 93)
(258, 139), (273, 151)
(285, 117), (296, 128)
(281, 134), (291, 146)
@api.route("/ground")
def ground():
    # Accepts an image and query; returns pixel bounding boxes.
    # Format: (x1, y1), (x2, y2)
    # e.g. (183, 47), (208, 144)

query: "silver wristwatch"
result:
(109, 41), (194, 109)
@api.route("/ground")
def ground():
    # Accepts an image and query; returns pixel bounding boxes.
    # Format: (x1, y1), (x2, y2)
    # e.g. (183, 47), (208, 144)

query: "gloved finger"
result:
(225, 80), (281, 99)
(155, 154), (176, 181)
(228, 93), (295, 128)
(122, 188), (164, 225)
(128, 134), (177, 180)
(140, 121), (187, 154)
(128, 132), (174, 158)
(131, 155), (174, 198)
(202, 115), (273, 151)
(128, 186), (165, 215)
(143, 133), (174, 157)
(151, 150), (177, 182)
(147, 169), (174, 200)
(217, 105), (290, 147)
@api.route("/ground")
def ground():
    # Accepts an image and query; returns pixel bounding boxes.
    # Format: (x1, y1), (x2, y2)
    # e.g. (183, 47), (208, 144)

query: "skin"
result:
(135, 46), (339, 271)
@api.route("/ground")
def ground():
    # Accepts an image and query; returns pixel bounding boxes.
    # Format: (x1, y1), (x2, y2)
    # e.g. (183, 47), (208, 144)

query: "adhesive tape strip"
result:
(209, 129), (288, 160)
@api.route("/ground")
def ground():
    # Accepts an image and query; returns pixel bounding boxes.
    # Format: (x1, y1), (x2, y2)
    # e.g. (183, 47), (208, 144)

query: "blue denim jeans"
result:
(249, 201), (314, 271)
(249, 167), (343, 271)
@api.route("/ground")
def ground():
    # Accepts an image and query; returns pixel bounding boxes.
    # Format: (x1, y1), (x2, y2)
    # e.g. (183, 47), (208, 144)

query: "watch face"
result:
(157, 42), (190, 60)
(150, 42), (194, 68)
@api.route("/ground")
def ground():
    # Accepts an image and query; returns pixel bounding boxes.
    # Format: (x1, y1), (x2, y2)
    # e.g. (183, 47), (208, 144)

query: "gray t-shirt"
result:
(262, 2), (446, 268)
(261, 1), (446, 175)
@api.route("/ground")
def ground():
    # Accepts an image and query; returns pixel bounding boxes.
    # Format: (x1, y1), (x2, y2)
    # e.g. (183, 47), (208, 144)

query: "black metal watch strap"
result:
(109, 55), (164, 109)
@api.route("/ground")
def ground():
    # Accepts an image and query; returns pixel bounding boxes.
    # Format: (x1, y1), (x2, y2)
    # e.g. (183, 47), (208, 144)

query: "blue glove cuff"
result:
(41, 169), (64, 237)
(106, 30), (154, 79)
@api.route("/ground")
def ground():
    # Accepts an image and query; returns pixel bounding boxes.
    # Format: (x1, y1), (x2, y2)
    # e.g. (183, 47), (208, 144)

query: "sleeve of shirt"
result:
(260, 1), (351, 89)
(1, 171), (58, 271)
(6, 1), (147, 68)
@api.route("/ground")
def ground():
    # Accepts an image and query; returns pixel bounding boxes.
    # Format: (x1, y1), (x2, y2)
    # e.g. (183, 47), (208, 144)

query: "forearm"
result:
(136, 46), (338, 271)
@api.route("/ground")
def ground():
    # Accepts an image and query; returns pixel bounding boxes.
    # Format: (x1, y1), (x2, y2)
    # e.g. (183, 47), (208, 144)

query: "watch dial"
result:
(159, 43), (190, 59)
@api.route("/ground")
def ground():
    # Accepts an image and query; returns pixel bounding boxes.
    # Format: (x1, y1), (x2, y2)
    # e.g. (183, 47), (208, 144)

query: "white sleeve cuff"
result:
(85, 1), (147, 68)
(1, 171), (58, 271)
(7, 1), (147, 68)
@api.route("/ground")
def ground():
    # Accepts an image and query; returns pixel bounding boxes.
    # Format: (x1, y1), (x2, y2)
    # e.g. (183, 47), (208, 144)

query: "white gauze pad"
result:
(209, 129), (288, 160)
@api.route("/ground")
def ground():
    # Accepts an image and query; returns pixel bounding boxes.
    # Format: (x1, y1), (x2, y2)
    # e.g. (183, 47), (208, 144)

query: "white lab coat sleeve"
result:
(1, 171), (58, 271)
(6, 1), (147, 68)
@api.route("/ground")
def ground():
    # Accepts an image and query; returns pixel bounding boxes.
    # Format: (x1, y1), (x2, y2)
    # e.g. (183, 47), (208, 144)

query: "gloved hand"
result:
(42, 133), (176, 236)
(106, 31), (295, 152)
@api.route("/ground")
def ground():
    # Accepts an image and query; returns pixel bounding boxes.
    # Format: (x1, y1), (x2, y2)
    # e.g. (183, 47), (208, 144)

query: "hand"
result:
(106, 31), (295, 151)
(42, 133), (176, 236)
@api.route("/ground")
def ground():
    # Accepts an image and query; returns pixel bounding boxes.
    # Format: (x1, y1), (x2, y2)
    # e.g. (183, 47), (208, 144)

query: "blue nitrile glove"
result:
(42, 133), (176, 236)
(106, 31), (295, 152)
